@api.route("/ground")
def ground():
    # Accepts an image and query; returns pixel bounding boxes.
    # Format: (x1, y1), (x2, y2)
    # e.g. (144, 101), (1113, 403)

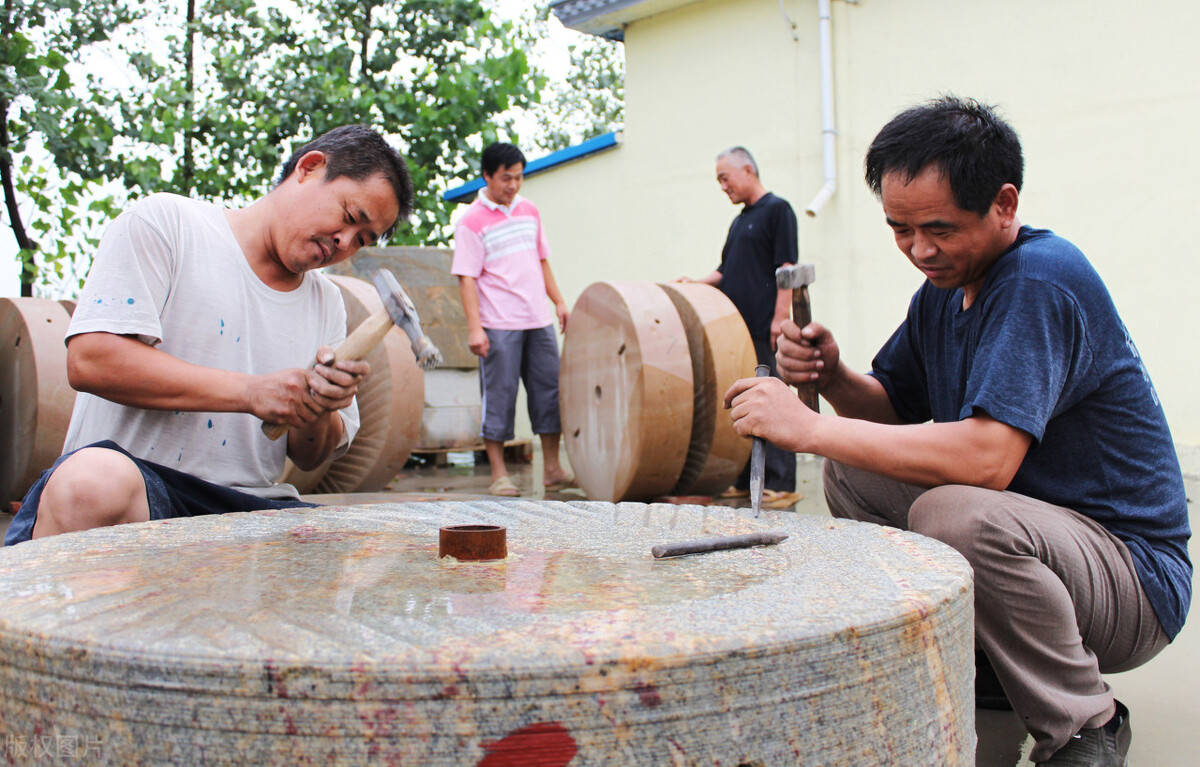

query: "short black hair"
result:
(481, 142), (526, 176)
(865, 95), (1023, 216)
(277, 125), (414, 237)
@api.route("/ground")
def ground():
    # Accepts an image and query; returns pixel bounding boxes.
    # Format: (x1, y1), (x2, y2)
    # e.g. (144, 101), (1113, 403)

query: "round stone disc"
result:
(318, 275), (423, 494)
(659, 282), (756, 496)
(560, 282), (693, 501)
(0, 502), (974, 764)
(0, 298), (75, 502)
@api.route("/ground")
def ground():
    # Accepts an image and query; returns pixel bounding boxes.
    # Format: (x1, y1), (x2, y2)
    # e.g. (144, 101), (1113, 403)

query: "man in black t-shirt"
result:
(680, 146), (799, 507)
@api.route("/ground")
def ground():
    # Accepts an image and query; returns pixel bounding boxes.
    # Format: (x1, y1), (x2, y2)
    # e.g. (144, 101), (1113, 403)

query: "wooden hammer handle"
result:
(791, 285), (820, 412)
(260, 308), (395, 441)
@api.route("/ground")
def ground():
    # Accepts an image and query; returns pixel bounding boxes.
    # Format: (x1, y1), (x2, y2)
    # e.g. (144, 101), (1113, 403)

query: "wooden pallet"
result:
(407, 438), (533, 467)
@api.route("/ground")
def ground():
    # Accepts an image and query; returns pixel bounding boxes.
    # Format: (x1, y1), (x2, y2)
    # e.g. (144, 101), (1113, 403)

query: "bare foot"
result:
(543, 470), (575, 489)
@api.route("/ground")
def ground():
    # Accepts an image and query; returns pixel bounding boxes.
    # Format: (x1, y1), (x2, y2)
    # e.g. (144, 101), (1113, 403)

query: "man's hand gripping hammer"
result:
(775, 263), (819, 412)
(261, 269), (443, 440)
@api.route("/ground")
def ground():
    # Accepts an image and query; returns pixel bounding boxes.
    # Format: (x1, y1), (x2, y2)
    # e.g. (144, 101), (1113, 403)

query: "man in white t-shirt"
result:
(5, 125), (413, 545)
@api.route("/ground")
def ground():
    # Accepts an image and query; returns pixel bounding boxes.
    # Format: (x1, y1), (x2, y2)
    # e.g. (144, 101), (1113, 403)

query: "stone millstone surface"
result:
(0, 501), (975, 765)
(560, 282), (693, 501)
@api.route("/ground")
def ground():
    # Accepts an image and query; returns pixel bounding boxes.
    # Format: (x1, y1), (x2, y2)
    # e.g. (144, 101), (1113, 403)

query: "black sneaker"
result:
(1036, 701), (1131, 766)
(975, 649), (1013, 711)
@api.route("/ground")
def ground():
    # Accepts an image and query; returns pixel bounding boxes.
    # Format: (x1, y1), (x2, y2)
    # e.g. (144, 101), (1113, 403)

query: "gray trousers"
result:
(822, 460), (1169, 761)
(479, 326), (562, 443)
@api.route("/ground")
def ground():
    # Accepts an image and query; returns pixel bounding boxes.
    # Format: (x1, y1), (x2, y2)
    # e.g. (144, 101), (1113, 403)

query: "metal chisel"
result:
(749, 363), (770, 517)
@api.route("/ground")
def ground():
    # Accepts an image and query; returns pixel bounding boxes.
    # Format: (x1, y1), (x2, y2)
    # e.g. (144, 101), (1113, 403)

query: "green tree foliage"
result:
(3, 0), (544, 295)
(1, 0), (138, 295)
(111, 0), (543, 243)
(527, 5), (624, 153)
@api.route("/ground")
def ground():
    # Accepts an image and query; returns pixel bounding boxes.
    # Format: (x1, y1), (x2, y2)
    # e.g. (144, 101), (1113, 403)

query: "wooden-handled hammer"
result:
(261, 269), (442, 440)
(774, 263), (819, 412)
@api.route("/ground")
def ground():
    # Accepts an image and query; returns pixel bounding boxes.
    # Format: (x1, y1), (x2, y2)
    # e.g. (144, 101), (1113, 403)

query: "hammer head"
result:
(370, 269), (443, 369)
(776, 263), (816, 290)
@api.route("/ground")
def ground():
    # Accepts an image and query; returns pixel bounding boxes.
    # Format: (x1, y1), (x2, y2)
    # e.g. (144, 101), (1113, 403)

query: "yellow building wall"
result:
(518, 0), (1200, 446)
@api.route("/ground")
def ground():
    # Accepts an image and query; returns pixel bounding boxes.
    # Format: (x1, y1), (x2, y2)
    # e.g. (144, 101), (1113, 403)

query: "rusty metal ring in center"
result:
(438, 524), (507, 561)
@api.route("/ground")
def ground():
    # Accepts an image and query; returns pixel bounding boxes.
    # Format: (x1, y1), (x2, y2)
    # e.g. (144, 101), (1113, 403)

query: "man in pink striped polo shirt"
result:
(452, 142), (573, 497)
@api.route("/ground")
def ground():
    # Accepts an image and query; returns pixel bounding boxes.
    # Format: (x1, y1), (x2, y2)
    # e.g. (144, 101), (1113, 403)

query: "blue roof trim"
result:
(442, 132), (621, 203)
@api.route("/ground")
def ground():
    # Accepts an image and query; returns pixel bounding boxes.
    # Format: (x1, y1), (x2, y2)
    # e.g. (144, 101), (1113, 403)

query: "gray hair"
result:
(716, 146), (759, 177)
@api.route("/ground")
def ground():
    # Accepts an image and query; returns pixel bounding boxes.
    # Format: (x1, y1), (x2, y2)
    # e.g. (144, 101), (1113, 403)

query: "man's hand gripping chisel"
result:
(749, 363), (771, 518)
(261, 269), (442, 440)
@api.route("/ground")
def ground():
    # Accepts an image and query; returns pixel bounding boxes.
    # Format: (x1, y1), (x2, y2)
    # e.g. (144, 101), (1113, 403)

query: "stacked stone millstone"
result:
(0, 501), (975, 765)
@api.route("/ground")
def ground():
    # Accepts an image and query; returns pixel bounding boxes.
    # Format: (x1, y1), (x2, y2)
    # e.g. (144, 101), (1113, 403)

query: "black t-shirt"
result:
(717, 192), (798, 339)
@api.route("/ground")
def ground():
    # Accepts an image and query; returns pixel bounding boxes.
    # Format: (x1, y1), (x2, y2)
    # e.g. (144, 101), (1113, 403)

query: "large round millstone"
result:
(560, 282), (693, 501)
(279, 275), (424, 494)
(318, 275), (423, 494)
(0, 298), (75, 503)
(658, 282), (756, 496)
(0, 502), (974, 764)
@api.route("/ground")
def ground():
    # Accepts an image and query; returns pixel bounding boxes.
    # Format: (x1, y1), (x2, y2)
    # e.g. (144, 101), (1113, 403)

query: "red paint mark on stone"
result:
(635, 683), (662, 708)
(477, 721), (578, 766)
(264, 661), (289, 698)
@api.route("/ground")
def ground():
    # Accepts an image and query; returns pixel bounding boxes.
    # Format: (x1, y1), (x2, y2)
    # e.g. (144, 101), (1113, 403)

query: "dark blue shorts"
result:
(4, 440), (314, 546)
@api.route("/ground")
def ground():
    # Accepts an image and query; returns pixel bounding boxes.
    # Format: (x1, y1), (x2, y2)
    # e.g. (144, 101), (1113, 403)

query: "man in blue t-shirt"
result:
(725, 96), (1190, 765)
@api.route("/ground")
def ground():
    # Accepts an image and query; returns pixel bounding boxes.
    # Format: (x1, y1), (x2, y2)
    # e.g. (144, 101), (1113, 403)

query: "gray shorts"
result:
(480, 325), (562, 442)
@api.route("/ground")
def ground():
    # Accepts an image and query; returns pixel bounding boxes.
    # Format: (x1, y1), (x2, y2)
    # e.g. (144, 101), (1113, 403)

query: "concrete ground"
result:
(2, 447), (1195, 765)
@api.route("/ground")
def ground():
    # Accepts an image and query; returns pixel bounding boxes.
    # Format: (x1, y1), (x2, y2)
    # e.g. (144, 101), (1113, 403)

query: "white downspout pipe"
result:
(804, 0), (837, 217)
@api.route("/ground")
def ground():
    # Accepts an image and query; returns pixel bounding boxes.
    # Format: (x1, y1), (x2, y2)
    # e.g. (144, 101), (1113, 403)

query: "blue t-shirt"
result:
(870, 226), (1191, 639)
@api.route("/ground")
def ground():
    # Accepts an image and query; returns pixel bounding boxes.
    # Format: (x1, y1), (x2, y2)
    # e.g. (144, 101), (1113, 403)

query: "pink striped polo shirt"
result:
(451, 191), (553, 330)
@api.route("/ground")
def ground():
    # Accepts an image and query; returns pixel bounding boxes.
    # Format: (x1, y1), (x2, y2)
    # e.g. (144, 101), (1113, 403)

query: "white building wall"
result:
(520, 0), (1200, 445)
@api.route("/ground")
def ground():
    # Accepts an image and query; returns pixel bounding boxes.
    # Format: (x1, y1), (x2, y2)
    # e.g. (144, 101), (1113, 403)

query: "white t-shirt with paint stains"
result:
(62, 193), (359, 498)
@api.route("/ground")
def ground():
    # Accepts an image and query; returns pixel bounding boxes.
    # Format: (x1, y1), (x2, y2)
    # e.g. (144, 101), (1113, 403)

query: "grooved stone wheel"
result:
(0, 298), (75, 503)
(0, 501), (975, 764)
(280, 275), (423, 494)
(560, 282), (693, 501)
(659, 282), (756, 496)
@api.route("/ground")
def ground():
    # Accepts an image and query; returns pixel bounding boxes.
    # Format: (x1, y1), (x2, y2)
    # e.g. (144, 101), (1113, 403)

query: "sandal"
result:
(762, 489), (802, 509)
(718, 485), (749, 499)
(488, 476), (520, 497)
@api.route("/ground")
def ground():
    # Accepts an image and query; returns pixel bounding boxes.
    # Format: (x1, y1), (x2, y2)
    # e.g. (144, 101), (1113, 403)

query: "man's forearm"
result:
(773, 287), (791, 324)
(541, 261), (567, 308)
(803, 413), (1031, 490)
(68, 332), (252, 412)
(287, 409), (345, 470)
(820, 367), (904, 424)
(457, 276), (484, 331)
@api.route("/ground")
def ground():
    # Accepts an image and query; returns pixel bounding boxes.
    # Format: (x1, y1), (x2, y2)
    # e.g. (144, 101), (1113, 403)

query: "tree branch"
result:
(0, 95), (39, 296)
(182, 0), (196, 193)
